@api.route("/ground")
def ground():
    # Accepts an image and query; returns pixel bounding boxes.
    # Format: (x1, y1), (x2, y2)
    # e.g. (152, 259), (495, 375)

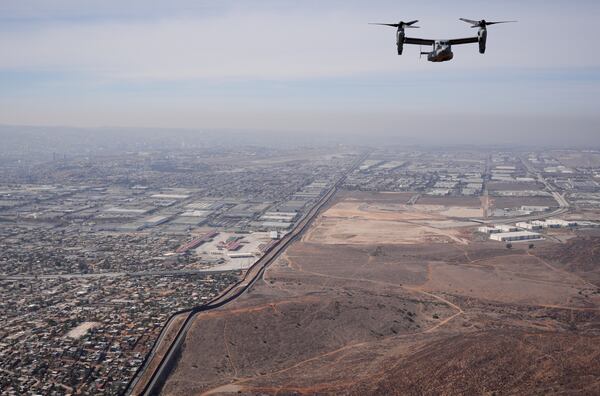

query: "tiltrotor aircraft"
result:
(370, 18), (516, 62)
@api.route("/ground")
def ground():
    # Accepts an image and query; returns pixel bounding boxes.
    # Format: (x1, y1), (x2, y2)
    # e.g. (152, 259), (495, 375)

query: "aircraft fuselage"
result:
(426, 41), (453, 62)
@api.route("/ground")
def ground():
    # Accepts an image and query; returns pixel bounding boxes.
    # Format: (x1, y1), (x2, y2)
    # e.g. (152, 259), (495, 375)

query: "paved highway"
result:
(127, 152), (368, 396)
(471, 156), (570, 225)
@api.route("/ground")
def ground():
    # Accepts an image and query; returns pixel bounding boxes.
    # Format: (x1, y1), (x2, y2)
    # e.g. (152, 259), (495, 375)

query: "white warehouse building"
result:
(516, 221), (544, 231)
(489, 231), (541, 242)
(545, 219), (578, 228)
(478, 224), (519, 234)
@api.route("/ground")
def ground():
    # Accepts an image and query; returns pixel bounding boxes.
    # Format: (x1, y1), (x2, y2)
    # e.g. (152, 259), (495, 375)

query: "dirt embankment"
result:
(161, 193), (600, 396)
(536, 236), (600, 287)
(353, 330), (600, 396)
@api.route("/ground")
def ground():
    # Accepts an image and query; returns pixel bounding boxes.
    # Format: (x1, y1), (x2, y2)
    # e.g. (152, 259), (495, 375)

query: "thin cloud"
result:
(0, 2), (597, 81)
(0, 0), (598, 133)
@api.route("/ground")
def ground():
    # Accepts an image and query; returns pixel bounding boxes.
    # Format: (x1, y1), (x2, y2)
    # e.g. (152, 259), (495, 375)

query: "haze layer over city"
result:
(1, 1), (600, 395)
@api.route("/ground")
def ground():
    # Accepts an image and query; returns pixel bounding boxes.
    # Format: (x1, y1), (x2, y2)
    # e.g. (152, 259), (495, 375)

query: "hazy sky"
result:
(0, 0), (599, 145)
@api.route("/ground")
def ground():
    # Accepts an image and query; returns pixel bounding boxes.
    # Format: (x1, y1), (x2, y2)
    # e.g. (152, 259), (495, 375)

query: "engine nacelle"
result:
(396, 30), (405, 55)
(478, 28), (487, 54)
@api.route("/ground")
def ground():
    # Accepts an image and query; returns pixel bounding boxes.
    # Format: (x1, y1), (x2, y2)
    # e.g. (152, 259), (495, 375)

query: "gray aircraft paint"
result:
(372, 19), (515, 63)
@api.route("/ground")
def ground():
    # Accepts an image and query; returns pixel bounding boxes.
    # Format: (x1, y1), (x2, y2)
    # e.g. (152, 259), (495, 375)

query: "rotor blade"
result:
(405, 20), (419, 26)
(405, 25), (420, 28)
(369, 23), (400, 27)
(459, 18), (479, 25)
(486, 20), (517, 25)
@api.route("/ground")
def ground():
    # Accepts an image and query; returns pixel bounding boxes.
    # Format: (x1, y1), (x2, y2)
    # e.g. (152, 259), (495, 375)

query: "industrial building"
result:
(186, 200), (223, 211)
(150, 193), (190, 200)
(428, 188), (450, 196)
(434, 181), (458, 189)
(276, 200), (307, 213)
(516, 221), (543, 231)
(142, 215), (171, 228)
(545, 219), (578, 228)
(521, 205), (549, 213)
(478, 224), (519, 234)
(103, 207), (151, 215)
(180, 210), (211, 217)
(489, 231), (541, 242)
(224, 203), (271, 219)
(261, 221), (292, 230)
(260, 211), (297, 223)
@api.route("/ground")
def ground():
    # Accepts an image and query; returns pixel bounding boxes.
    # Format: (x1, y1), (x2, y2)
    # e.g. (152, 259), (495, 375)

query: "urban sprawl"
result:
(2, 145), (600, 394)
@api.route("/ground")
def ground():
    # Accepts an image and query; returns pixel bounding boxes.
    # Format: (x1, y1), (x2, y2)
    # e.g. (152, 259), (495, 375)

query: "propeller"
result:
(460, 18), (517, 28)
(369, 20), (420, 29)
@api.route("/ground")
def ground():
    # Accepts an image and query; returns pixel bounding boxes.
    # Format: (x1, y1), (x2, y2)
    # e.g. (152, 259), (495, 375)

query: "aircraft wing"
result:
(449, 37), (479, 45)
(404, 37), (435, 46)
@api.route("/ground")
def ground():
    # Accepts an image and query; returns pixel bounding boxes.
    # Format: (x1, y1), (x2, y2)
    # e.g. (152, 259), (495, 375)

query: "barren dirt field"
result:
(490, 196), (559, 209)
(162, 193), (600, 395)
(303, 199), (478, 245)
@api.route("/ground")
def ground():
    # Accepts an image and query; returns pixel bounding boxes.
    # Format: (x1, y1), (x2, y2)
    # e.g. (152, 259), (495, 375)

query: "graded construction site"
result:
(160, 191), (600, 395)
